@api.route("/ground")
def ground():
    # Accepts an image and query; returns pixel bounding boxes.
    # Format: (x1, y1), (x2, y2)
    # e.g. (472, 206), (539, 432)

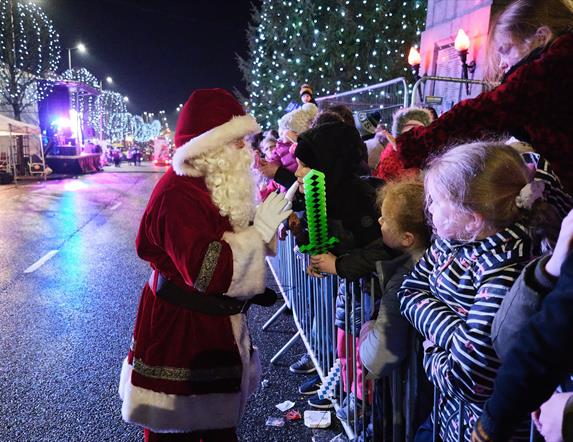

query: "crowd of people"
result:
(117, 0), (573, 441)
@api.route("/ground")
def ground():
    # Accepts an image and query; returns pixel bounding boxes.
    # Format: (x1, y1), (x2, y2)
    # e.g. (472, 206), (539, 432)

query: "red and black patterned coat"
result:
(376, 32), (573, 192)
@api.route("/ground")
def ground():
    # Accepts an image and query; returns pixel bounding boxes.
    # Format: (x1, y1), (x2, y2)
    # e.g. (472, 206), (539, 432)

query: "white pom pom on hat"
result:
(278, 103), (318, 135)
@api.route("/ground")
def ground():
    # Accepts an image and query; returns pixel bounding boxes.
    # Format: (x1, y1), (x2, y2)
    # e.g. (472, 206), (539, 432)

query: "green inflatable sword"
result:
(299, 169), (339, 255)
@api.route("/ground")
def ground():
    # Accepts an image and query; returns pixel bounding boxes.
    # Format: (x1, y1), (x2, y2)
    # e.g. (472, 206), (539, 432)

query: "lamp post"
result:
(408, 47), (422, 80)
(408, 47), (423, 103)
(454, 29), (476, 95)
(67, 42), (86, 70)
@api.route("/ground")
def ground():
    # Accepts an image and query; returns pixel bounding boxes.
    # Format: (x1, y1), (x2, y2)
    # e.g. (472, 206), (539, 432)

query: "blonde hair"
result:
(485, 0), (573, 81)
(377, 178), (432, 248)
(424, 142), (532, 240)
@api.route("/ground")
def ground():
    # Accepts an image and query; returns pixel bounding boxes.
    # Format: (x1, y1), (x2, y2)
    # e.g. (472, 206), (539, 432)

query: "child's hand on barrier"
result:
(545, 209), (573, 277)
(310, 253), (337, 275)
(306, 264), (324, 278)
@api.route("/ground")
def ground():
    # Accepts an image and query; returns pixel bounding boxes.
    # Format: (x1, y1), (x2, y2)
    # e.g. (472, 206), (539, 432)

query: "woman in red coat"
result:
(377, 0), (573, 192)
(119, 89), (291, 441)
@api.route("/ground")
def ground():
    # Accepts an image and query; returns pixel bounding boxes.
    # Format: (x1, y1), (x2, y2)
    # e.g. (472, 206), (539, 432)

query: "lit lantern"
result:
(454, 28), (471, 52)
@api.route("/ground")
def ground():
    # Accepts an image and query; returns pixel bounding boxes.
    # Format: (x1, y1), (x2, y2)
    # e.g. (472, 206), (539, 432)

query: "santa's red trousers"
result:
(144, 428), (238, 442)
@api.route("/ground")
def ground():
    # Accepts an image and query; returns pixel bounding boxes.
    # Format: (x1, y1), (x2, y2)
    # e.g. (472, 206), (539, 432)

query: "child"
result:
(260, 129), (278, 159)
(257, 103), (318, 198)
(397, 141), (568, 441)
(473, 209), (573, 442)
(374, 106), (434, 180)
(292, 121), (388, 410)
(350, 179), (434, 438)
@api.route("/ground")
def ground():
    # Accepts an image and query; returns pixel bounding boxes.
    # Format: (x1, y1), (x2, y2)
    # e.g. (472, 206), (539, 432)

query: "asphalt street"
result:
(0, 167), (341, 441)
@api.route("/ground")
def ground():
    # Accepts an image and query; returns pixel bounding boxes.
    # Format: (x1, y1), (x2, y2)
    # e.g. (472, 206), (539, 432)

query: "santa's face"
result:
(301, 93), (312, 104)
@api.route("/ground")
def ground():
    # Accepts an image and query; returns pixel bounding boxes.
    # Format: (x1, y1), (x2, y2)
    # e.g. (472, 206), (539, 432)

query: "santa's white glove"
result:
(254, 192), (293, 243)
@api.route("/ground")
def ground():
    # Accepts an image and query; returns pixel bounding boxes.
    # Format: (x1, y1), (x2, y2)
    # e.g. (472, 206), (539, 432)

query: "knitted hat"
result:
(300, 83), (313, 98)
(278, 103), (318, 135)
(172, 88), (260, 175)
(391, 107), (435, 137)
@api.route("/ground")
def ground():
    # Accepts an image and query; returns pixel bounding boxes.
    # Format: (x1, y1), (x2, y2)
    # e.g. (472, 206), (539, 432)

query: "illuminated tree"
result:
(239, 0), (426, 128)
(0, 0), (61, 120)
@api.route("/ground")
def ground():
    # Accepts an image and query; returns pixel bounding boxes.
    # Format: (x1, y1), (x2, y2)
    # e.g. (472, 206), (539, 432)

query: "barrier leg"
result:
(270, 331), (301, 364)
(262, 302), (288, 331)
(432, 386), (440, 442)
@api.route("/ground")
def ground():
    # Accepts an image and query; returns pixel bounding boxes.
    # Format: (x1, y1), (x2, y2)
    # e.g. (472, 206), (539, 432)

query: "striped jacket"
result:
(398, 224), (533, 441)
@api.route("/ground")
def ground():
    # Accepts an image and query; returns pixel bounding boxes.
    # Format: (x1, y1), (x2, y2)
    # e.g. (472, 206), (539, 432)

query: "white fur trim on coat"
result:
(119, 315), (261, 433)
(222, 226), (266, 299)
(173, 114), (260, 176)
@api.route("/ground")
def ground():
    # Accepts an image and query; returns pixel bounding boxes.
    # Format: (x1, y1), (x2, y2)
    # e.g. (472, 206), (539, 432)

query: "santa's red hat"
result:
(172, 88), (260, 175)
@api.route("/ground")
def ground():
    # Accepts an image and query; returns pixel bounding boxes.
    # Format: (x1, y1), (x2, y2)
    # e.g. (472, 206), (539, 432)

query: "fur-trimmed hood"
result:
(173, 114), (260, 176)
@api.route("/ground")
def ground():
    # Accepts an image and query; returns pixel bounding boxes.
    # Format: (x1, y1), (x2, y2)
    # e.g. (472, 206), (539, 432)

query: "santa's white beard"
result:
(190, 144), (257, 230)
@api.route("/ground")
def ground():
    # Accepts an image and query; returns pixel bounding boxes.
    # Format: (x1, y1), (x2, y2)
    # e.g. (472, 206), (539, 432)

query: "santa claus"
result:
(119, 88), (292, 441)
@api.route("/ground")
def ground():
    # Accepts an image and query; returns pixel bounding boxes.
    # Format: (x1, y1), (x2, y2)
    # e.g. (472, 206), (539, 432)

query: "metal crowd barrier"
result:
(265, 233), (418, 441)
(265, 233), (540, 442)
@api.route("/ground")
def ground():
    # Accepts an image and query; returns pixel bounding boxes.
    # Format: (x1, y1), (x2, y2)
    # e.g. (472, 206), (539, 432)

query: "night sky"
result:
(47, 0), (258, 122)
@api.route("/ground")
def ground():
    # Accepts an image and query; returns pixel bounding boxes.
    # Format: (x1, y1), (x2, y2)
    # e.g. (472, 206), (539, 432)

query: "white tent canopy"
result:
(0, 114), (41, 137)
(0, 114), (45, 180)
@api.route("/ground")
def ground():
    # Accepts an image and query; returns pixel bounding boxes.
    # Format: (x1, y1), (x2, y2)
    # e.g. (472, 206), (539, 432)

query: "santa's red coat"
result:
(119, 167), (266, 433)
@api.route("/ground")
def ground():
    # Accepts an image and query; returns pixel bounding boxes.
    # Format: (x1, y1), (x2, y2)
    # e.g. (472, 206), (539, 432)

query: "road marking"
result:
(110, 202), (122, 211)
(24, 250), (59, 274)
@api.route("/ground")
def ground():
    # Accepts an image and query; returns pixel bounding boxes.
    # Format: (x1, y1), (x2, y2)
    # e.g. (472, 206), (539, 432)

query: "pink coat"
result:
(267, 139), (297, 173)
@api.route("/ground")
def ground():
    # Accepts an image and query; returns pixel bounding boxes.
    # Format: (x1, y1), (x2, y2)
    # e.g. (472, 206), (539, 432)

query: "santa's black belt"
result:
(148, 272), (277, 316)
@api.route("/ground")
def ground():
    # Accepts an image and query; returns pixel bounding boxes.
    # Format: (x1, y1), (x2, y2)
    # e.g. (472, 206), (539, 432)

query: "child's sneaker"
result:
(308, 393), (334, 409)
(336, 393), (362, 422)
(298, 374), (322, 395)
(289, 353), (316, 374)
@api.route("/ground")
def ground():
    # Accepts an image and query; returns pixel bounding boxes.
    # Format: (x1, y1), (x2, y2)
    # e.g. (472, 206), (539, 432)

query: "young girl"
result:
(397, 141), (568, 441)
(357, 179), (434, 438)
(377, 0), (573, 192)
(256, 102), (318, 199)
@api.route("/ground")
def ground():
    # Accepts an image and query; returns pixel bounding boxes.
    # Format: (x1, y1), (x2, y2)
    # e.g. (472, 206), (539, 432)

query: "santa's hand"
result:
(254, 192), (293, 243)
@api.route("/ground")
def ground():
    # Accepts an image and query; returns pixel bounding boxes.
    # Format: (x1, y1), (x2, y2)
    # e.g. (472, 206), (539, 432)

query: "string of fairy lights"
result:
(2, 0), (427, 137)
(0, 0), (61, 118)
(61, 68), (162, 142)
(240, 0), (426, 128)
(0, 1), (162, 142)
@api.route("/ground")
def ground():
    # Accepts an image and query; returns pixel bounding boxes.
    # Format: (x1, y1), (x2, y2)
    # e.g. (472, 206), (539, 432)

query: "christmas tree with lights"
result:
(239, 0), (426, 128)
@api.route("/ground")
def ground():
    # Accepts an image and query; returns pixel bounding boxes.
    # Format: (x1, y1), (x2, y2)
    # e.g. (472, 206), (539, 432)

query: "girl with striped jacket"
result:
(397, 142), (571, 441)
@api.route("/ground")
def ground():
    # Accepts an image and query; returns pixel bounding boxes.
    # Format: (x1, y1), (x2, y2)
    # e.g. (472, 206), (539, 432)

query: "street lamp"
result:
(67, 42), (87, 70)
(106, 76), (113, 84)
(123, 96), (129, 103)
